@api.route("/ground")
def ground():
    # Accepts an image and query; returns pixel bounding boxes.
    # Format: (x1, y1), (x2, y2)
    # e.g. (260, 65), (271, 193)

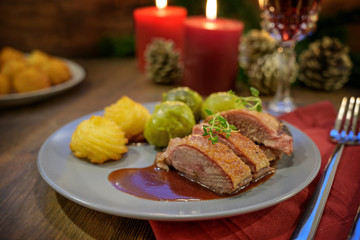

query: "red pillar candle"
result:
(183, 1), (244, 95)
(133, 3), (187, 72)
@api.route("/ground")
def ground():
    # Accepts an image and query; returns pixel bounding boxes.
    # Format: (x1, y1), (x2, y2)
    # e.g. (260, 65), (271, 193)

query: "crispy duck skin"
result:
(217, 109), (293, 156)
(155, 134), (252, 195)
(193, 123), (274, 180)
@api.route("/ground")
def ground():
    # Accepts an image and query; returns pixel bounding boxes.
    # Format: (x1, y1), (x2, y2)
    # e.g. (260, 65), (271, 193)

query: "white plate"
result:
(0, 58), (86, 108)
(37, 102), (321, 221)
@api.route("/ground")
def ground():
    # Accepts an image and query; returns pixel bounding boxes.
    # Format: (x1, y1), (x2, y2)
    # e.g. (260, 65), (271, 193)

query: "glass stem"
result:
(268, 40), (297, 114)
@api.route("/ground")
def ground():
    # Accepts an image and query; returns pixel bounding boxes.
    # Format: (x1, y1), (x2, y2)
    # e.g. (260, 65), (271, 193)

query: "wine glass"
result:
(259, 0), (321, 114)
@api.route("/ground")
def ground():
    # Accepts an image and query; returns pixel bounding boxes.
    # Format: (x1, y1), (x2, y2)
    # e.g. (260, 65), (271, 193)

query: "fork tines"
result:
(330, 97), (360, 144)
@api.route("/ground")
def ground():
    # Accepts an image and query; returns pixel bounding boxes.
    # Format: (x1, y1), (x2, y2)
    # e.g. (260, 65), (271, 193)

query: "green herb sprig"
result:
(202, 109), (238, 144)
(230, 87), (262, 112)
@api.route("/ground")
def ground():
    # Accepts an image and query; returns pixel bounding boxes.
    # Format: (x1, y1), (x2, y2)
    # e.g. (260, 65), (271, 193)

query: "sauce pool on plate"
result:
(108, 164), (274, 201)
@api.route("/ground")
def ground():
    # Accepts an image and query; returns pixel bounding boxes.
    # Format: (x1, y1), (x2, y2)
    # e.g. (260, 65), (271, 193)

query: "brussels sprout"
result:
(162, 87), (203, 121)
(201, 92), (241, 119)
(144, 101), (196, 147)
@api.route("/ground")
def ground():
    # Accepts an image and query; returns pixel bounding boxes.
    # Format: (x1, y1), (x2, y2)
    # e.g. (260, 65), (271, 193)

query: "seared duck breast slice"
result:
(218, 109), (293, 156)
(258, 145), (283, 161)
(193, 123), (274, 180)
(156, 134), (252, 195)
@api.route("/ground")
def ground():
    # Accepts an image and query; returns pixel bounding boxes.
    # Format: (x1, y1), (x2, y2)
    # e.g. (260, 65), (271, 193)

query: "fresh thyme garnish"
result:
(202, 109), (238, 144)
(230, 87), (263, 112)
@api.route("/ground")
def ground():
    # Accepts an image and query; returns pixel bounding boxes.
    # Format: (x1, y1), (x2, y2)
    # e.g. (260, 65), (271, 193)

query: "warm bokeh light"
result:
(156, 0), (167, 9)
(258, 0), (264, 9)
(206, 0), (217, 21)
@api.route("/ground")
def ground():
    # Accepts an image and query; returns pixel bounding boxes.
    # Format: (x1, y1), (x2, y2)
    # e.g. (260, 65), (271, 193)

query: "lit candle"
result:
(183, 0), (244, 95)
(133, 0), (187, 72)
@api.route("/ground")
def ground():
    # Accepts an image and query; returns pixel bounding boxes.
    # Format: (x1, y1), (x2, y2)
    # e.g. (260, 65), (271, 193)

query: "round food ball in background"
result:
(0, 47), (25, 66)
(27, 50), (50, 68)
(144, 101), (196, 148)
(42, 58), (72, 85)
(0, 73), (11, 94)
(13, 67), (50, 93)
(1, 59), (28, 80)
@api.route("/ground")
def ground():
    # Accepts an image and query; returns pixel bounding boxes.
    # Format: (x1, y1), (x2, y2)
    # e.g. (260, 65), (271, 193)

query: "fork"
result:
(290, 96), (360, 240)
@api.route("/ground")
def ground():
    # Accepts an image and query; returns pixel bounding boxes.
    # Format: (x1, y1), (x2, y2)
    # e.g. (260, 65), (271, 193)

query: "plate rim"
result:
(37, 103), (321, 221)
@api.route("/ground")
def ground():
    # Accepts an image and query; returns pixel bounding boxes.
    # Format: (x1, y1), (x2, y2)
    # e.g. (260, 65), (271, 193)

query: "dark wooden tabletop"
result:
(0, 58), (358, 239)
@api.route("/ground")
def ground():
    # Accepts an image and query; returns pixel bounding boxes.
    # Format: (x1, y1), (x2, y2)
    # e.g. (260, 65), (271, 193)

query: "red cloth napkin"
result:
(149, 101), (360, 240)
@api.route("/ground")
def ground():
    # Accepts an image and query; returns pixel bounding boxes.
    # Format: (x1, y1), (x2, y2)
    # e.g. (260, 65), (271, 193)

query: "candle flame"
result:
(206, 0), (217, 21)
(156, 0), (167, 9)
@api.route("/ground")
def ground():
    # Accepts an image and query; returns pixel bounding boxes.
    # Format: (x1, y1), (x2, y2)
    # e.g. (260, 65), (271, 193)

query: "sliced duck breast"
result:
(156, 134), (252, 195)
(216, 109), (293, 156)
(193, 123), (274, 180)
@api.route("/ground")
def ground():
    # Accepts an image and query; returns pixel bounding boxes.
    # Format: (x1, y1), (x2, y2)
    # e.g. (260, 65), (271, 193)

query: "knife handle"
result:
(290, 143), (344, 240)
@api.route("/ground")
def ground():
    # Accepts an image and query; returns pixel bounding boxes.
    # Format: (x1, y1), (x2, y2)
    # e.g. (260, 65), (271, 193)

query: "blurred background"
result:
(1, 0), (359, 87)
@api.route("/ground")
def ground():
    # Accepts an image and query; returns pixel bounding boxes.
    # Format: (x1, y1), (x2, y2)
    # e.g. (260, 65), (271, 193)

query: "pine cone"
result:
(247, 51), (298, 95)
(298, 36), (353, 91)
(145, 38), (182, 84)
(239, 29), (278, 70)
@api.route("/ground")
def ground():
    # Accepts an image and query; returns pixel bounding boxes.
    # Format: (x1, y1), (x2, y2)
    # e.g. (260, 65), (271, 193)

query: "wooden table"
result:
(0, 58), (358, 239)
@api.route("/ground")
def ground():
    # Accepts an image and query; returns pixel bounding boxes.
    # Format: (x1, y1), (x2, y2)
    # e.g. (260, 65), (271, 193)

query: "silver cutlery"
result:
(347, 205), (360, 240)
(291, 96), (360, 240)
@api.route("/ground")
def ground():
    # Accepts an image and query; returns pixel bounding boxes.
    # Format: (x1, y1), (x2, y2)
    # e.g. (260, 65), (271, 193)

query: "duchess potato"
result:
(70, 116), (128, 164)
(0, 47), (24, 67)
(27, 50), (71, 85)
(104, 96), (150, 142)
(1, 59), (27, 80)
(0, 73), (11, 94)
(13, 66), (51, 93)
(42, 58), (71, 85)
(27, 49), (50, 68)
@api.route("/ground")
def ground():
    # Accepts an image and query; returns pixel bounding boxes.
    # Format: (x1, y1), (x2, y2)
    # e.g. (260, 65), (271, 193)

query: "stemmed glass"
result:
(259, 0), (321, 114)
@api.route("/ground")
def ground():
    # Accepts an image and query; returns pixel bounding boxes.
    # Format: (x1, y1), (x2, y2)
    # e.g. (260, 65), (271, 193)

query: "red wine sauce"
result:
(108, 164), (274, 201)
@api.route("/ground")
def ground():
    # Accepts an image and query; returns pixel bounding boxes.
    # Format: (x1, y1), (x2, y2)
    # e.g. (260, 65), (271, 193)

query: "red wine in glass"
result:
(261, 0), (321, 43)
(259, 0), (321, 114)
